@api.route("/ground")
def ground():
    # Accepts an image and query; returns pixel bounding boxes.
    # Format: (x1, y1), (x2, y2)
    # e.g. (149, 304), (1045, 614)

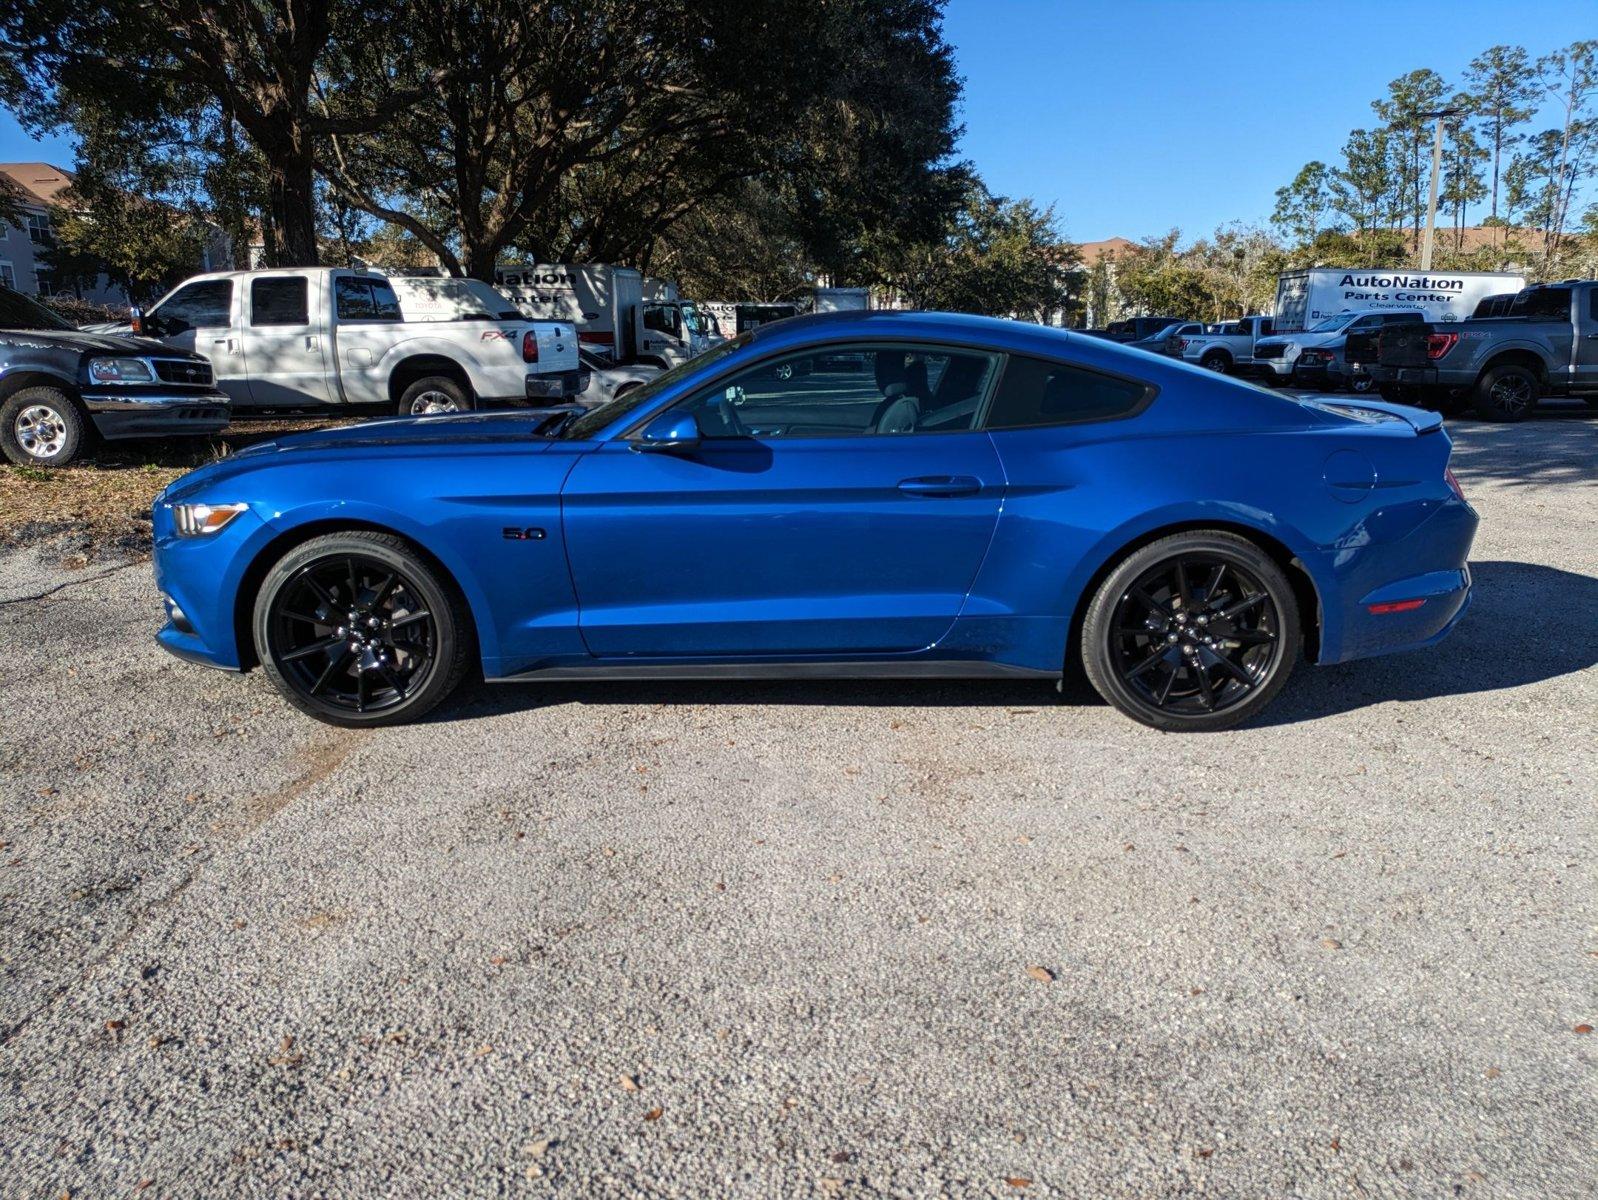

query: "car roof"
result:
(743, 309), (1086, 357)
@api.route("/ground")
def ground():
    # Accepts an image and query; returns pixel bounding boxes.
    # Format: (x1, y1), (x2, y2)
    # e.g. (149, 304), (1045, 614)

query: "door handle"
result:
(212, 337), (236, 353)
(306, 335), (319, 350)
(898, 475), (982, 497)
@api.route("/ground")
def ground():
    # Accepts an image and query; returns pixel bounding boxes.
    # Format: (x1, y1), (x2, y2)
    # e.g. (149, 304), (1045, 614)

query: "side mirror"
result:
(634, 410), (701, 453)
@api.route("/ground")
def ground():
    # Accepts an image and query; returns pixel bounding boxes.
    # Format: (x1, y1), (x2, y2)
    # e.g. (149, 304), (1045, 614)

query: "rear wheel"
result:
(1, 386), (87, 467)
(253, 532), (473, 726)
(399, 375), (473, 416)
(1348, 373), (1375, 394)
(1081, 532), (1300, 732)
(1471, 364), (1538, 422)
(1200, 351), (1230, 374)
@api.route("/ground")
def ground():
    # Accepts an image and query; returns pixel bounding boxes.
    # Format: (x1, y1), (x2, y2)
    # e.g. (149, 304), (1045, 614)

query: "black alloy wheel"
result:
(1082, 532), (1300, 731)
(254, 532), (471, 725)
(1472, 364), (1538, 422)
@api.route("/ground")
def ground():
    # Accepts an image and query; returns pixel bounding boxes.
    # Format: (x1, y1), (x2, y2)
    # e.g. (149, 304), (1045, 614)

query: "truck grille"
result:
(1253, 343), (1288, 360)
(152, 358), (214, 386)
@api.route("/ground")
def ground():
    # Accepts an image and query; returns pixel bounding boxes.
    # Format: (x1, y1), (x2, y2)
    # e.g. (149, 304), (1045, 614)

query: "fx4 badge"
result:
(502, 526), (547, 541)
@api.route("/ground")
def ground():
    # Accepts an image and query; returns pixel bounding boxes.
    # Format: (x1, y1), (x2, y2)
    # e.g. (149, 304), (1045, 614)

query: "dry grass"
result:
(0, 418), (354, 562)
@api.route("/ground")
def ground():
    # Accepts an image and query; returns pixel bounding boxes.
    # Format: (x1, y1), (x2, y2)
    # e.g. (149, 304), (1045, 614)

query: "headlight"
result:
(172, 502), (247, 537)
(88, 357), (156, 384)
(1282, 343), (1301, 361)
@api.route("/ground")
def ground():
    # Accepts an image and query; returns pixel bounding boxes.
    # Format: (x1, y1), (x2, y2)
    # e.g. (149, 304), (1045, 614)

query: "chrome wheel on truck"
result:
(0, 387), (86, 467)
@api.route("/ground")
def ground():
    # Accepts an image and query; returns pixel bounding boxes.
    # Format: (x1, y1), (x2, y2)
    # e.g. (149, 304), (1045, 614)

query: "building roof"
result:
(1076, 237), (1136, 265)
(0, 162), (77, 209)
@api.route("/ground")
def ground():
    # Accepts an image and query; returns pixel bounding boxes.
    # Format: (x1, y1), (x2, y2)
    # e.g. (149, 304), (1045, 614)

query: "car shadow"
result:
(1443, 403), (1597, 490)
(433, 560), (1595, 729)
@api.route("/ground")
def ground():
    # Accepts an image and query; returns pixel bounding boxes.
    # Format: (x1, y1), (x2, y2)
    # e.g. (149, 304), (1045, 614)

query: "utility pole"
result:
(1419, 109), (1460, 271)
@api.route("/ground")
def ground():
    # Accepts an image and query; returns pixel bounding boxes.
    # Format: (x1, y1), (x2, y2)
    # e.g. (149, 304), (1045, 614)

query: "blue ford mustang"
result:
(152, 311), (1476, 731)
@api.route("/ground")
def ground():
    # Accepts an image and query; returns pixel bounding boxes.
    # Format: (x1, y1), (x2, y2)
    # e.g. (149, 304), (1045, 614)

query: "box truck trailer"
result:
(1273, 268), (1525, 333)
(495, 264), (698, 367)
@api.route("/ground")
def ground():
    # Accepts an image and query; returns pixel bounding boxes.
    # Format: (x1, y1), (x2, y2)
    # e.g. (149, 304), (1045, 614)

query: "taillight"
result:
(1178, 338), (1189, 350)
(1445, 466), (1465, 502)
(522, 331), (539, 363)
(1426, 332), (1459, 360)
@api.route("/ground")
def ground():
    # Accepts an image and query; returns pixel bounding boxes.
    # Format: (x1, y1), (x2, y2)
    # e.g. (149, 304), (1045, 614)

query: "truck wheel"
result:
(398, 376), (473, 417)
(1348, 373), (1375, 394)
(1199, 351), (1230, 374)
(1, 386), (88, 467)
(1471, 365), (1538, 422)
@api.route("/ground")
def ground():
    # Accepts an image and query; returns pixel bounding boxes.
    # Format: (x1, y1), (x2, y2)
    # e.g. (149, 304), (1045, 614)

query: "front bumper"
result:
(82, 390), (231, 440)
(525, 369), (588, 400)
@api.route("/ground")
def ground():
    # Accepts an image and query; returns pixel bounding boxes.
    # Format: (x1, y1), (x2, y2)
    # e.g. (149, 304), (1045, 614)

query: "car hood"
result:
(1261, 331), (1341, 350)
(162, 409), (568, 502)
(2, 328), (195, 357)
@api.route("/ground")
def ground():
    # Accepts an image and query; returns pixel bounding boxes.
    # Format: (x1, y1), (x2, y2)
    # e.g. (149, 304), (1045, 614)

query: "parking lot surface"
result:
(1, 410), (1594, 1198)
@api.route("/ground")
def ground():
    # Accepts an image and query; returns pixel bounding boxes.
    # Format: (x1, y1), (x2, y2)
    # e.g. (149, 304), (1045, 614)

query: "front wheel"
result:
(1080, 532), (1300, 732)
(1, 387), (88, 467)
(399, 376), (473, 417)
(1348, 373), (1375, 394)
(1200, 352), (1230, 374)
(253, 531), (473, 726)
(1471, 364), (1538, 422)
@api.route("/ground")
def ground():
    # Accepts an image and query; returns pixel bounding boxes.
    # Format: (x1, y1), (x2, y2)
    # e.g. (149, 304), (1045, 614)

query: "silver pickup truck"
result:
(1364, 281), (1598, 420)
(1178, 315), (1275, 375)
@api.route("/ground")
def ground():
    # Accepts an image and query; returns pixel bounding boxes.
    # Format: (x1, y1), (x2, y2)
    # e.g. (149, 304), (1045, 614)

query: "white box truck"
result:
(495, 264), (698, 368)
(1273, 268), (1525, 333)
(811, 286), (870, 313)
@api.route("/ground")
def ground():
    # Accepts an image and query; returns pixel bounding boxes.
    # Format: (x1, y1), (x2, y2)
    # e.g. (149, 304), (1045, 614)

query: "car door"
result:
(1577, 287), (1598, 389)
(240, 273), (334, 406)
(145, 279), (245, 401)
(559, 340), (1005, 657)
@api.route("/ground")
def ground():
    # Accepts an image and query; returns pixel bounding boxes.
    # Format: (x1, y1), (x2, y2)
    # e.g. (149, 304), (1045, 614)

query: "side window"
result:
(984, 356), (1151, 430)
(1590, 288), (1598, 321)
(152, 280), (233, 331)
(1258, 319), (1273, 336)
(251, 277), (309, 326)
(643, 304), (679, 335)
(336, 277), (402, 321)
(666, 343), (999, 439)
(1350, 316), (1378, 331)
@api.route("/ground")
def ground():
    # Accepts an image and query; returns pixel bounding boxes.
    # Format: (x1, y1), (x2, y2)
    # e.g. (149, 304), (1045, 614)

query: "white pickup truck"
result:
(133, 267), (583, 415)
(1177, 314), (1276, 375)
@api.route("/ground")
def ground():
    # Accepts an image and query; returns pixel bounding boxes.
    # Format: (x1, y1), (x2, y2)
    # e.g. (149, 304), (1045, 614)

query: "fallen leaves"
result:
(619, 1074), (640, 1092)
(1004, 1178), (1033, 1189)
(642, 1106), (663, 1122)
(1575, 1024), (1593, 1035)
(1321, 938), (1343, 950)
(1024, 966), (1055, 983)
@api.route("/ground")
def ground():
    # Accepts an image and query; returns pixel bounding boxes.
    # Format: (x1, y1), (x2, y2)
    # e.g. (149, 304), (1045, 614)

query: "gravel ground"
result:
(1, 408), (1594, 1199)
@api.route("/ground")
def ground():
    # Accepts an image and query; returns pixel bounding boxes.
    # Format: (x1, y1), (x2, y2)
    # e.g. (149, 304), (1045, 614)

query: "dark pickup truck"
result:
(0, 285), (230, 466)
(1359, 280), (1598, 420)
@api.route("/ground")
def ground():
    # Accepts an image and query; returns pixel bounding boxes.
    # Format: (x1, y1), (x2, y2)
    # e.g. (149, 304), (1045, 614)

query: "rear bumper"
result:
(525, 369), (587, 400)
(1367, 364), (1464, 389)
(82, 390), (232, 440)
(1315, 496), (1479, 665)
(1240, 359), (1293, 379)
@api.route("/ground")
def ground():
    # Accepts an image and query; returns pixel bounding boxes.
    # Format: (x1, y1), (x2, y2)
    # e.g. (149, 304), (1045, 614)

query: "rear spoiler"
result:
(1311, 397), (1444, 435)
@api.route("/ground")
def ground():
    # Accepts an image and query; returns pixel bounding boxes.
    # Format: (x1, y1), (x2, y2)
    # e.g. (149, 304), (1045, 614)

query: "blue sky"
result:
(942, 0), (1595, 242)
(3, 0), (1593, 244)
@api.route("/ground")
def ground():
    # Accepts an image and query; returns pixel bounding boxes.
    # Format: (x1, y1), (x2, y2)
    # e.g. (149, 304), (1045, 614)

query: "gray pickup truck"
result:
(0, 285), (230, 466)
(1363, 281), (1598, 420)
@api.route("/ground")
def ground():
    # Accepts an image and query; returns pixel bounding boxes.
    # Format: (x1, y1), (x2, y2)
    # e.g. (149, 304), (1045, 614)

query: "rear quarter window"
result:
(984, 356), (1152, 429)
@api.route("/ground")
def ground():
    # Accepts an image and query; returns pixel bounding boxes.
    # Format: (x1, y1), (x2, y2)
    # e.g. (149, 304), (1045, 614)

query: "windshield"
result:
(1307, 313), (1356, 333)
(680, 302), (703, 335)
(0, 287), (75, 331)
(559, 333), (752, 440)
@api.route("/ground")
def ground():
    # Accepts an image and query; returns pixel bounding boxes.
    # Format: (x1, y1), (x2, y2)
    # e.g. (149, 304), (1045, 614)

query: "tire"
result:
(1200, 352), (1230, 374)
(253, 531), (474, 727)
(1348, 373), (1375, 394)
(1, 386), (88, 467)
(1080, 531), (1301, 732)
(1471, 364), (1538, 422)
(398, 375), (473, 417)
